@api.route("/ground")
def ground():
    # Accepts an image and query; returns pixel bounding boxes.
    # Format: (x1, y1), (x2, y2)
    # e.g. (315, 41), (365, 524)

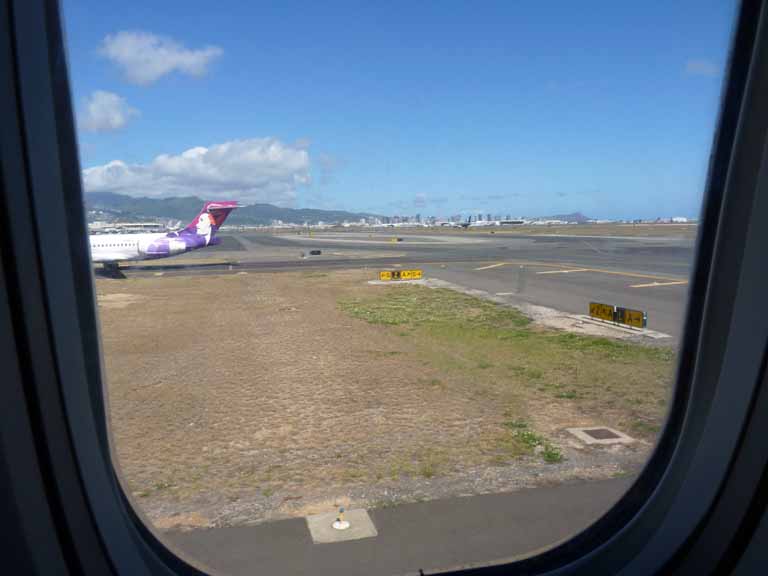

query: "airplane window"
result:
(64, 1), (737, 573)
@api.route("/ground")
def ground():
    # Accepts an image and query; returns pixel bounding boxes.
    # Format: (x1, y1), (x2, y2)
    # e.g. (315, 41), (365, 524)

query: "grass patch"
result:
(494, 419), (563, 464)
(389, 460), (415, 480)
(631, 420), (662, 437)
(498, 419), (564, 464)
(339, 285), (674, 443)
(541, 444), (564, 463)
(341, 468), (366, 482)
(502, 418), (529, 430)
(416, 449), (447, 478)
(340, 288), (530, 328)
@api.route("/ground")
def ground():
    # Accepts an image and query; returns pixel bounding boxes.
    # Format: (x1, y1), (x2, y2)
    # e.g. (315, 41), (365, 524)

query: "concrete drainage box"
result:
(566, 426), (635, 445)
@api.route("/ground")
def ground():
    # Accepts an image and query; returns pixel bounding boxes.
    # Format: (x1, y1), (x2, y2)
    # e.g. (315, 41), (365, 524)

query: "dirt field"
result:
(96, 270), (674, 529)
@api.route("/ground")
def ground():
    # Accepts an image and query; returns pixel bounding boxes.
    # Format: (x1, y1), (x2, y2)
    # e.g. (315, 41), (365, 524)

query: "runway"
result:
(110, 230), (695, 340)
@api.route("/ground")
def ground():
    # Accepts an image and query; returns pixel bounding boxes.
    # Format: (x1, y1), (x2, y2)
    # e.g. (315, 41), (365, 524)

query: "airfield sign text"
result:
(589, 302), (647, 329)
(379, 269), (423, 281)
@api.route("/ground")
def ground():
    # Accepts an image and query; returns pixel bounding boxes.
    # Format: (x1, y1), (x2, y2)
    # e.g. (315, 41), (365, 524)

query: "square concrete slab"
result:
(567, 426), (635, 445)
(306, 509), (378, 544)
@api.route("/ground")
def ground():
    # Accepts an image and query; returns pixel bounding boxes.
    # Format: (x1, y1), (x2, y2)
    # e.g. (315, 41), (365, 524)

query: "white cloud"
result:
(82, 138), (310, 205)
(100, 31), (223, 85)
(80, 90), (138, 132)
(685, 59), (719, 78)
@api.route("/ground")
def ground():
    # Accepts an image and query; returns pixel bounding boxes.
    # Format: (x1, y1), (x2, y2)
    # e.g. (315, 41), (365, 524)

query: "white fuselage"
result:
(89, 232), (166, 263)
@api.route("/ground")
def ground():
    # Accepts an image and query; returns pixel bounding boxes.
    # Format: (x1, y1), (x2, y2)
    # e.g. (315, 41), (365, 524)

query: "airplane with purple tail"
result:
(89, 200), (239, 273)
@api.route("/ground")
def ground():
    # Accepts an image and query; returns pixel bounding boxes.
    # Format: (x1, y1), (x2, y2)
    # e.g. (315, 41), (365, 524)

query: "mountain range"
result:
(84, 192), (379, 225)
(84, 193), (592, 225)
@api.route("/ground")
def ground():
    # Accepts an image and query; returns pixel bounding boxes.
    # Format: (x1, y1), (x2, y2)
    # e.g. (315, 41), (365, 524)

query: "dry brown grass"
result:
(98, 271), (515, 504)
(96, 269), (673, 523)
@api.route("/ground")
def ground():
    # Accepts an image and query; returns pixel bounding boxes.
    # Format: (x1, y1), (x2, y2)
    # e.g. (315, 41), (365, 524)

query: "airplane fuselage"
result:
(89, 231), (208, 263)
(89, 201), (238, 266)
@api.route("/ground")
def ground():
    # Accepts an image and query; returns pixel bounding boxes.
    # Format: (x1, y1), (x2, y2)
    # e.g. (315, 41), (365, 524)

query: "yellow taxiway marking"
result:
(436, 259), (687, 282)
(153, 272), (164, 276)
(630, 280), (689, 289)
(577, 267), (686, 282)
(536, 268), (591, 275)
(528, 264), (688, 283)
(474, 262), (508, 271)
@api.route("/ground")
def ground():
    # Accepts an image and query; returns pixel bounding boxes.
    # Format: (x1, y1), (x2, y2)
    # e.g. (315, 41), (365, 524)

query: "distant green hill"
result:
(84, 192), (379, 225)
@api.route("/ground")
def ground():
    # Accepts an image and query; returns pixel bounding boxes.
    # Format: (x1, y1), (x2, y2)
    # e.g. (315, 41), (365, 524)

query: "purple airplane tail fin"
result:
(178, 201), (239, 245)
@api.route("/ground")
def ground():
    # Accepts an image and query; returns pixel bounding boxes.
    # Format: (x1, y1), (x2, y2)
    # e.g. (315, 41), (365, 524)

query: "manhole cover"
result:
(566, 426), (635, 445)
(583, 428), (620, 440)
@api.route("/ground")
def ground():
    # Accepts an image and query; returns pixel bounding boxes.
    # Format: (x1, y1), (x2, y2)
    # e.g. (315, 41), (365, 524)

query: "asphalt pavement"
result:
(118, 230), (694, 340)
(165, 477), (633, 576)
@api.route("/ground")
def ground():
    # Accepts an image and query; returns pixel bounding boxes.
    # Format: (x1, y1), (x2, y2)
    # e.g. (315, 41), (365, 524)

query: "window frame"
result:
(1, 0), (767, 574)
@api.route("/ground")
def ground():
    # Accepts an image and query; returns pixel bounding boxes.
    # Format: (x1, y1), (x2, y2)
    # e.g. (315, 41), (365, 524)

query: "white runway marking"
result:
(630, 280), (689, 288)
(495, 292), (516, 296)
(536, 268), (590, 275)
(474, 262), (507, 271)
(582, 240), (606, 254)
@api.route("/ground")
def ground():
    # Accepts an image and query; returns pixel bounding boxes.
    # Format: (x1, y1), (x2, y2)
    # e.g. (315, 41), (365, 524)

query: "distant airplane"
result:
(89, 200), (239, 273)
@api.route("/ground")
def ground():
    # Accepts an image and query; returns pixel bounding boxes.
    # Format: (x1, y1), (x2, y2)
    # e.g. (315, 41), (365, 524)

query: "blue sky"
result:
(64, 0), (736, 219)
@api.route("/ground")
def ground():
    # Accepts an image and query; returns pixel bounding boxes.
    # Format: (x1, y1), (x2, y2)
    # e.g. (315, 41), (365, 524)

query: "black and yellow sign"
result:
(589, 302), (647, 328)
(616, 307), (647, 328)
(379, 269), (423, 281)
(589, 302), (615, 322)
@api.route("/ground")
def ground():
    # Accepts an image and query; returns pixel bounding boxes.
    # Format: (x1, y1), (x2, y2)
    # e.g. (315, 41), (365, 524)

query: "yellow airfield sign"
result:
(589, 302), (647, 329)
(589, 302), (615, 322)
(616, 307), (647, 328)
(379, 269), (423, 281)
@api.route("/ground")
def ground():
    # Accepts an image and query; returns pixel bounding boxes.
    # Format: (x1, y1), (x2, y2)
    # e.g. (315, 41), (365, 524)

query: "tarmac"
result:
(165, 477), (633, 576)
(114, 230), (694, 340)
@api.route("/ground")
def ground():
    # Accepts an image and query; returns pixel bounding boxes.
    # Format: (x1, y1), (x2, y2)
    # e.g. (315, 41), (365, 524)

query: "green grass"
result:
(341, 468), (366, 482)
(502, 418), (529, 430)
(492, 412), (564, 464)
(495, 419), (564, 464)
(541, 444), (564, 463)
(339, 285), (674, 447)
(340, 288), (531, 328)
